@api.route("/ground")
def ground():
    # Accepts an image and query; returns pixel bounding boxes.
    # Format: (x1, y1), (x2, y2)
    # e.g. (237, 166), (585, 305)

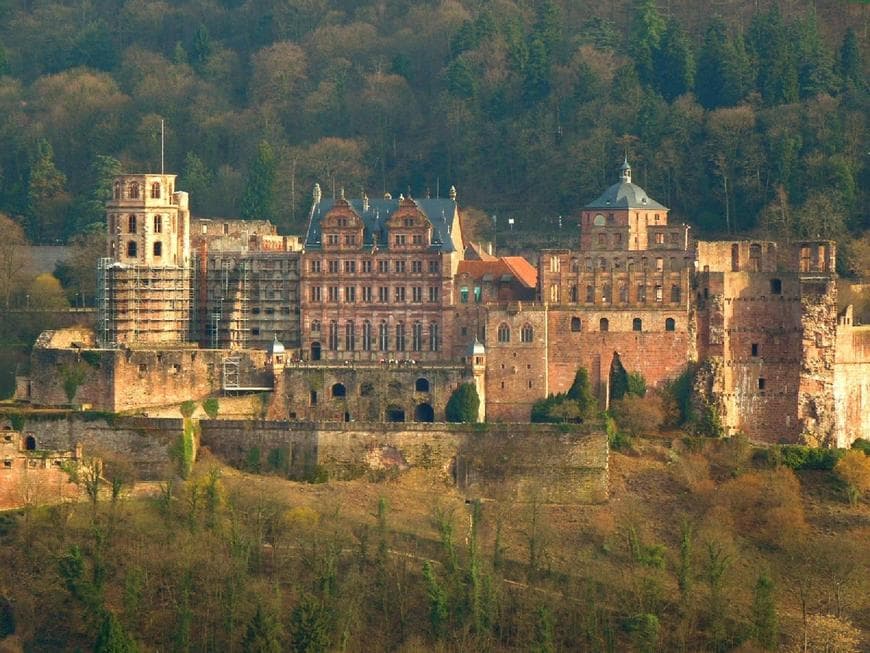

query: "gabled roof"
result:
(457, 256), (537, 289)
(305, 196), (459, 252)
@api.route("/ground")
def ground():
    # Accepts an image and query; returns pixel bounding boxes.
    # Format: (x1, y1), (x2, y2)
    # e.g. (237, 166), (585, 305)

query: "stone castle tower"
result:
(97, 174), (194, 346)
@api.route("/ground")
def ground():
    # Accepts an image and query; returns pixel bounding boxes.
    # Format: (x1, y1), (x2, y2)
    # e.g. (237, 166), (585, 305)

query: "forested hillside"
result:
(0, 0), (866, 268)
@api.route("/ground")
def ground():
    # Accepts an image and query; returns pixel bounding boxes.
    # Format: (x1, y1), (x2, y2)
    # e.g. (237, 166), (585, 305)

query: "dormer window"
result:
(404, 218), (413, 227)
(337, 218), (348, 227)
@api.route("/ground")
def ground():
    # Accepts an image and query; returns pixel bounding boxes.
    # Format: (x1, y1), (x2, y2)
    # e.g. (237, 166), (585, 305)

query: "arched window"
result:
(362, 320), (372, 351)
(570, 317), (581, 332)
(632, 318), (642, 332)
(331, 383), (346, 398)
(153, 241), (162, 257)
(395, 322), (405, 351)
(415, 378), (430, 392)
(153, 215), (162, 233)
(521, 323), (533, 342)
(429, 322), (439, 352)
(129, 182), (140, 199)
(345, 321), (355, 351)
(497, 323), (510, 343)
(665, 318), (676, 332)
(25, 435), (36, 450)
(570, 285), (578, 303)
(412, 321), (423, 352)
(328, 321), (339, 350)
(128, 214), (137, 232)
(151, 182), (161, 199)
(311, 320), (320, 333)
(126, 241), (137, 257)
(599, 318), (609, 332)
(379, 321), (389, 351)
(671, 285), (681, 303)
(113, 181), (121, 199)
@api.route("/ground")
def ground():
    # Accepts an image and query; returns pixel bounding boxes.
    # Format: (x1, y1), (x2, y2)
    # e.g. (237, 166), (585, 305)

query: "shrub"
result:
(445, 383), (479, 423)
(244, 447), (262, 473)
(779, 445), (843, 470)
(835, 449), (870, 507)
(850, 438), (870, 455)
(179, 400), (196, 418)
(610, 394), (663, 437)
(60, 362), (88, 403)
(267, 447), (289, 475)
(202, 397), (219, 419)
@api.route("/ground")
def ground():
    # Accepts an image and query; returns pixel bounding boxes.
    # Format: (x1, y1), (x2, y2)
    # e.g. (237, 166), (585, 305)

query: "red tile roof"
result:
(457, 256), (537, 289)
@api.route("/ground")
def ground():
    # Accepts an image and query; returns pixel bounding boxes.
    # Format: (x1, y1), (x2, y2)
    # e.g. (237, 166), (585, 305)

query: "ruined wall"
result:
(0, 426), (82, 510)
(833, 318), (870, 447)
(715, 272), (804, 442)
(28, 346), (269, 412)
(0, 414), (178, 479)
(270, 364), (467, 423)
(796, 277), (839, 446)
(200, 421), (609, 504)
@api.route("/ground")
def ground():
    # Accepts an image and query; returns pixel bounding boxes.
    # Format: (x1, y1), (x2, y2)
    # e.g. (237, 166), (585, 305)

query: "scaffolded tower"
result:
(96, 174), (194, 347)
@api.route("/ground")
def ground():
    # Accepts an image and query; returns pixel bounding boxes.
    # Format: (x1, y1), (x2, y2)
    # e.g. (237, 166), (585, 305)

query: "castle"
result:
(17, 161), (870, 447)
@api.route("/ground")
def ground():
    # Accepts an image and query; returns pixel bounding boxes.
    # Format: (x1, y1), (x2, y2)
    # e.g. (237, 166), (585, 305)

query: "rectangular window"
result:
(327, 234), (339, 246)
(474, 286), (482, 303)
(328, 286), (339, 302)
(655, 257), (663, 271)
(328, 260), (339, 273)
(310, 259), (321, 273)
(751, 343), (759, 357)
(655, 285), (663, 302)
(638, 284), (646, 303)
(395, 234), (406, 246)
(379, 287), (389, 303)
(344, 233), (356, 246)
(378, 260), (389, 274)
(395, 260), (406, 273)
(310, 286), (321, 302)
(344, 260), (356, 273)
(655, 233), (664, 245)
(395, 287), (406, 302)
(362, 286), (372, 302)
(412, 234), (424, 245)
(412, 286), (423, 303)
(362, 260), (372, 273)
(412, 260), (422, 273)
(428, 260), (439, 274)
(345, 286), (356, 302)
(429, 286), (439, 302)
(460, 287), (469, 303)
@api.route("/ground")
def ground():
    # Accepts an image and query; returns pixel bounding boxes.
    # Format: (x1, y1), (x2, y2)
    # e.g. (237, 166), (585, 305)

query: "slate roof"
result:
(585, 181), (668, 211)
(305, 197), (459, 252)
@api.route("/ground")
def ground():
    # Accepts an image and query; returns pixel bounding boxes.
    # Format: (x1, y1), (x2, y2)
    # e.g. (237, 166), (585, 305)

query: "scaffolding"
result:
(96, 258), (114, 347)
(97, 262), (195, 346)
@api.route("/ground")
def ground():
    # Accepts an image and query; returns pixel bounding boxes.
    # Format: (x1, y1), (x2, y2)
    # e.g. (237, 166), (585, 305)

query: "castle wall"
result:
(0, 426), (82, 510)
(833, 320), (870, 447)
(200, 421), (609, 504)
(269, 364), (467, 423)
(29, 347), (269, 413)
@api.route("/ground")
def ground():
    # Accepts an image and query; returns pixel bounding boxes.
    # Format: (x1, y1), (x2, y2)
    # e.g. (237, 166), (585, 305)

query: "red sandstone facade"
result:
(18, 162), (869, 448)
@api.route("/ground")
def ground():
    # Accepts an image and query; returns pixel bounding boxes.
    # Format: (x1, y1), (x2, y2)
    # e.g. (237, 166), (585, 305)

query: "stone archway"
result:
(386, 406), (405, 422)
(414, 403), (434, 423)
